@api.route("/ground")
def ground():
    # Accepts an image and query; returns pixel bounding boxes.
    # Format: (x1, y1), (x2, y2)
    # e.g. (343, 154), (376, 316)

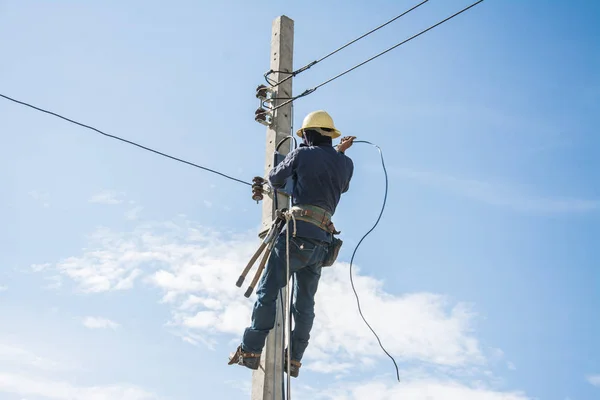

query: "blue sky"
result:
(1, 0), (599, 399)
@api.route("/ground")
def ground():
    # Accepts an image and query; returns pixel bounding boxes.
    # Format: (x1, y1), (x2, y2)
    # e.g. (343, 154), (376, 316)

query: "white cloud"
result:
(311, 269), (483, 371)
(0, 372), (157, 400)
(587, 373), (600, 387)
(0, 343), (62, 371)
(28, 190), (50, 208)
(82, 317), (120, 330)
(125, 206), (143, 220)
(31, 263), (51, 272)
(393, 167), (598, 213)
(33, 216), (532, 399)
(224, 379), (250, 396)
(0, 340), (156, 400)
(36, 220), (483, 372)
(297, 378), (531, 400)
(0, 285), (6, 292)
(44, 275), (62, 290)
(33, 226), (152, 293)
(305, 360), (354, 374)
(89, 190), (124, 205)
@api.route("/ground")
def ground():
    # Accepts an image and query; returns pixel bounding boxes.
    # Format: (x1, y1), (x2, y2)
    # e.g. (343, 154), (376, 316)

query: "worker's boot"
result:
(283, 349), (301, 378)
(228, 345), (261, 370)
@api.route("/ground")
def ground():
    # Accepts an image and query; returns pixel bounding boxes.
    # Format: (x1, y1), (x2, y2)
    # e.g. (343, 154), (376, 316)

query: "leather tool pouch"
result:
(322, 237), (343, 267)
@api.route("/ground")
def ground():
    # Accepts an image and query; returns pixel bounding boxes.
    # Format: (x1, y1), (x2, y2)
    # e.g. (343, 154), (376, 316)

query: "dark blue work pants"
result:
(241, 232), (328, 361)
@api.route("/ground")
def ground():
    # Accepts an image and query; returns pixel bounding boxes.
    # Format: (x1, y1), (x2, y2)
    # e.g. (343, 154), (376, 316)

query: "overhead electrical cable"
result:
(264, 0), (430, 88)
(351, 140), (398, 381)
(0, 93), (251, 187)
(271, 0), (485, 111)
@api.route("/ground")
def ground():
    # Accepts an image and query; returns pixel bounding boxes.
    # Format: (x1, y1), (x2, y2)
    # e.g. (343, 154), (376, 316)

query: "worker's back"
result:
(288, 144), (353, 242)
(292, 145), (353, 212)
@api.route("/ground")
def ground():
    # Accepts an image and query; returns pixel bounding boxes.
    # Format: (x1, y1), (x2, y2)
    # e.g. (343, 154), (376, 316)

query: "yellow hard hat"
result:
(296, 110), (341, 139)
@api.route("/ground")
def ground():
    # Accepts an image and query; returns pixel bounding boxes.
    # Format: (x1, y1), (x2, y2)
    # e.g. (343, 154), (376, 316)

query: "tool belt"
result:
(289, 204), (342, 267)
(289, 204), (339, 234)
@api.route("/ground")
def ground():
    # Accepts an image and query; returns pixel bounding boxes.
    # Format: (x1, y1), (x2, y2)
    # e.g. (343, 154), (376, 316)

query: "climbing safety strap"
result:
(282, 210), (294, 399)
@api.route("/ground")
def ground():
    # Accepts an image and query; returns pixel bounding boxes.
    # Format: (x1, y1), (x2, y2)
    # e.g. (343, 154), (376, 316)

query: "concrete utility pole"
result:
(252, 15), (294, 400)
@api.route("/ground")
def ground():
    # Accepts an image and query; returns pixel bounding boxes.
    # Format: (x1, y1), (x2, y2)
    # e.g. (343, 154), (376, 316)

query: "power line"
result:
(0, 93), (252, 187)
(265, 0), (430, 88)
(271, 0), (485, 111)
(312, 0), (431, 66)
(350, 140), (399, 382)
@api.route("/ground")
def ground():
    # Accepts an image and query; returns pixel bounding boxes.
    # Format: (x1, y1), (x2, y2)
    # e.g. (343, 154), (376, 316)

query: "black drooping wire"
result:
(0, 93), (251, 187)
(270, 135), (396, 383)
(350, 140), (399, 382)
(276, 136), (298, 153)
(271, 0), (485, 111)
(264, 70), (288, 87)
(265, 0), (430, 88)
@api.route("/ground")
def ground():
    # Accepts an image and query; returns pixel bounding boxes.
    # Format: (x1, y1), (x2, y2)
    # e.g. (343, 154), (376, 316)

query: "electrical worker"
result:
(228, 110), (355, 378)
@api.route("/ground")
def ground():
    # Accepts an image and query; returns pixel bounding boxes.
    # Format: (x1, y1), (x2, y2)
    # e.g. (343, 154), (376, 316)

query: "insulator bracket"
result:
(255, 84), (271, 101)
(251, 176), (267, 202)
(255, 107), (272, 126)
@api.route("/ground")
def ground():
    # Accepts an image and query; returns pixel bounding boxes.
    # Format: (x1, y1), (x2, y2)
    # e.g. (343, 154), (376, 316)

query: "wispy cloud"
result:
(0, 372), (158, 400)
(0, 285), (6, 292)
(44, 275), (62, 290)
(0, 343), (62, 371)
(393, 167), (598, 213)
(31, 263), (51, 272)
(0, 340), (156, 400)
(225, 379), (250, 397)
(297, 378), (532, 400)
(124, 200), (144, 221)
(29, 212), (537, 399)
(34, 227), (147, 293)
(36, 218), (485, 374)
(125, 206), (143, 220)
(82, 317), (120, 330)
(587, 374), (600, 387)
(28, 190), (50, 208)
(89, 190), (124, 205)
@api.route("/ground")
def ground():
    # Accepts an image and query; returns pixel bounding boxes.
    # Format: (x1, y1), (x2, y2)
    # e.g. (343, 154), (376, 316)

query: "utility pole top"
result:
(251, 14), (294, 400)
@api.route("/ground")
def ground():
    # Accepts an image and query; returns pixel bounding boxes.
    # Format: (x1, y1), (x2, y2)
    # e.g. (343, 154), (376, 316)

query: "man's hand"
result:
(337, 136), (356, 153)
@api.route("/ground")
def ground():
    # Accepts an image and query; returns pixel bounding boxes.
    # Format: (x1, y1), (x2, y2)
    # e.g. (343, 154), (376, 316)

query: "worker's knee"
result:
(294, 292), (316, 311)
(255, 283), (279, 303)
(292, 303), (315, 321)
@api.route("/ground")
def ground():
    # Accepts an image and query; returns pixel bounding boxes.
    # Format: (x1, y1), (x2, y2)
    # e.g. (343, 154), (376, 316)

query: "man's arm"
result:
(342, 158), (354, 193)
(336, 136), (355, 193)
(336, 136), (356, 154)
(268, 148), (300, 189)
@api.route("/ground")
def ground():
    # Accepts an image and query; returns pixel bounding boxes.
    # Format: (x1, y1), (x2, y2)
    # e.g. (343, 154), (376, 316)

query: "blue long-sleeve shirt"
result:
(269, 144), (354, 243)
